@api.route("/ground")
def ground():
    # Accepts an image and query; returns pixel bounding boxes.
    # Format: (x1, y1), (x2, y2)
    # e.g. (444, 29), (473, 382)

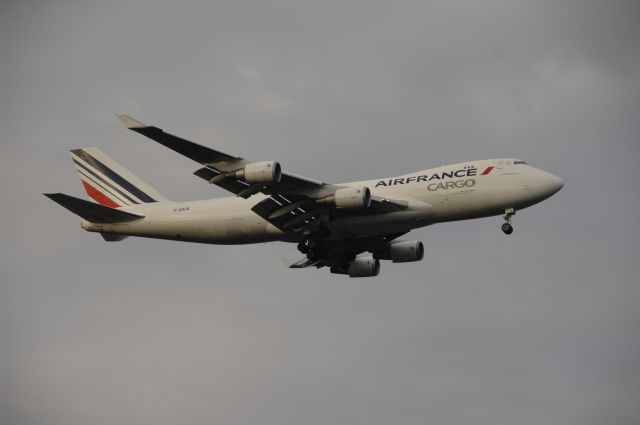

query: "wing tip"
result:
(116, 113), (146, 129)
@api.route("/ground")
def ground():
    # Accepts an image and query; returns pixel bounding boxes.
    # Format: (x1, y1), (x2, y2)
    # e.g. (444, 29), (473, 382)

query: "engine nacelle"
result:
(375, 240), (424, 263)
(347, 256), (380, 278)
(317, 186), (371, 209)
(235, 161), (281, 184)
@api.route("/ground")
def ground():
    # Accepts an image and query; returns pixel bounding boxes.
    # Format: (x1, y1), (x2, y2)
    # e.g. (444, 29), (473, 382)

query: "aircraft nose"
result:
(548, 173), (564, 193)
(537, 170), (564, 196)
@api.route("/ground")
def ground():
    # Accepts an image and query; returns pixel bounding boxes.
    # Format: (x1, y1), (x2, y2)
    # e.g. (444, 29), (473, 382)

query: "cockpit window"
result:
(514, 160), (527, 165)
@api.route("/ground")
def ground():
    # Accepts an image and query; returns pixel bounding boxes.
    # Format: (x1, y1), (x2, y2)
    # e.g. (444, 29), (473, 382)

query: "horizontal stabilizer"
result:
(44, 193), (144, 223)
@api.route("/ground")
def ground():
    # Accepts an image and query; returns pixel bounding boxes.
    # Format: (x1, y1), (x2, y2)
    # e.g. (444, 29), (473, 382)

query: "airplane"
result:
(45, 114), (564, 277)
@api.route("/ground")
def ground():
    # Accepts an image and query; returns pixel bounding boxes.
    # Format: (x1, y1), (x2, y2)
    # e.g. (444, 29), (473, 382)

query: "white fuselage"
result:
(81, 159), (563, 244)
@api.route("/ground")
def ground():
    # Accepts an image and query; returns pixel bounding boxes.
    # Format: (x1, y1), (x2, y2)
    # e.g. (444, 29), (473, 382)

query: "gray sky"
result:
(1, 1), (639, 424)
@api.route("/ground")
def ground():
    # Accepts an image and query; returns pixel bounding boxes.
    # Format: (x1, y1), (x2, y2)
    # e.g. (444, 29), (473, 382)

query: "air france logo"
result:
(375, 165), (495, 189)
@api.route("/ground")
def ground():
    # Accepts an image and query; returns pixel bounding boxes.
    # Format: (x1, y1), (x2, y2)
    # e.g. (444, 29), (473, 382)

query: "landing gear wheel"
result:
(501, 208), (515, 235)
(501, 222), (513, 235)
(298, 238), (318, 254)
(299, 230), (330, 260)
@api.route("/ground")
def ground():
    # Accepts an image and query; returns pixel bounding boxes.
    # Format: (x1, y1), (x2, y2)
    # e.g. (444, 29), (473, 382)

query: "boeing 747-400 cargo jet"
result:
(45, 114), (563, 277)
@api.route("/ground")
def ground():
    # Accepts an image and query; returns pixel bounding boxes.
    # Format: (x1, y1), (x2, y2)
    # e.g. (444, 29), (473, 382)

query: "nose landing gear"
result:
(501, 208), (515, 235)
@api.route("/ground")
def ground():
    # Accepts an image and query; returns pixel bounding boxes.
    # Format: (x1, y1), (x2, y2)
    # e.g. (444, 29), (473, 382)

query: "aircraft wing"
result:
(192, 166), (323, 198)
(286, 232), (408, 270)
(116, 114), (325, 198)
(247, 191), (408, 232)
(117, 114), (408, 233)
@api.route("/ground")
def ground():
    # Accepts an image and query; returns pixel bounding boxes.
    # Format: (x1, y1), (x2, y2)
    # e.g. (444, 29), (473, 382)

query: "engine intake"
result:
(317, 186), (371, 209)
(235, 161), (282, 184)
(375, 240), (424, 263)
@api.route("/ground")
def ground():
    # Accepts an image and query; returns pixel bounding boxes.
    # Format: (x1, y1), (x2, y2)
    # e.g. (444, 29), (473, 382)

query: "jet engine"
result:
(347, 256), (380, 277)
(375, 240), (424, 263)
(234, 161), (282, 184)
(317, 186), (371, 209)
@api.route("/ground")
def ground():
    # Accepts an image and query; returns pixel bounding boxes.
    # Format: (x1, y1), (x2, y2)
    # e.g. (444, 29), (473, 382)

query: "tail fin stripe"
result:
(81, 180), (121, 208)
(73, 159), (140, 205)
(71, 149), (157, 203)
(76, 168), (134, 206)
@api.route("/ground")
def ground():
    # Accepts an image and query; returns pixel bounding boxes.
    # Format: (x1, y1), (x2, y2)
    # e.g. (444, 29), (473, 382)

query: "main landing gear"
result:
(297, 224), (331, 260)
(298, 237), (328, 261)
(501, 208), (515, 235)
(297, 239), (315, 254)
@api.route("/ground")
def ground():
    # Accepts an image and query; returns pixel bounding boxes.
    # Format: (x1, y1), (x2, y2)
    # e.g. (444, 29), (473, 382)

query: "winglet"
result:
(116, 113), (146, 129)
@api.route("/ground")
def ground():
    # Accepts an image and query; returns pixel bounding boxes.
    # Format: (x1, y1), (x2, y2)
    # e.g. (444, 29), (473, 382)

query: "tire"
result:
(501, 223), (513, 235)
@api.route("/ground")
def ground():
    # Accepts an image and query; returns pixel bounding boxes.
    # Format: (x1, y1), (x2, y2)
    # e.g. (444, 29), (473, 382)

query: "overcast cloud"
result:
(1, 1), (639, 424)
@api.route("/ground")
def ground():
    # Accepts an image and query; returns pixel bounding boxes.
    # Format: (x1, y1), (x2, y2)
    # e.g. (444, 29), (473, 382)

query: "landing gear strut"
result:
(297, 225), (331, 259)
(297, 238), (328, 260)
(297, 240), (312, 254)
(501, 208), (515, 235)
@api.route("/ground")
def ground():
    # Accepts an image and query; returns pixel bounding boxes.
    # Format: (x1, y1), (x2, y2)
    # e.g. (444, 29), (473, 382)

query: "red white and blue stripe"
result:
(70, 148), (162, 207)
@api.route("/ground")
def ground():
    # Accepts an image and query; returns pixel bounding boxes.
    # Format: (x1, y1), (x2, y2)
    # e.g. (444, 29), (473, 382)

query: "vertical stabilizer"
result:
(69, 147), (169, 207)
